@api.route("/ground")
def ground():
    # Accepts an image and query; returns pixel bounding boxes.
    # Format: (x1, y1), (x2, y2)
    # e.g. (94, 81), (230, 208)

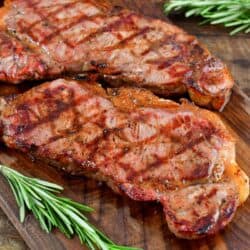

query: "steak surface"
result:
(0, 79), (248, 239)
(0, 0), (234, 110)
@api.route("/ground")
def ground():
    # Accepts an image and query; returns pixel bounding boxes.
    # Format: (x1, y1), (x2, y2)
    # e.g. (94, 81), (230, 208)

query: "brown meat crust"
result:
(0, 0), (234, 110)
(0, 79), (248, 239)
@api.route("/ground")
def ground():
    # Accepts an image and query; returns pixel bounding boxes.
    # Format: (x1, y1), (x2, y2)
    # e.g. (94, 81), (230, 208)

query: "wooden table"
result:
(0, 1), (249, 249)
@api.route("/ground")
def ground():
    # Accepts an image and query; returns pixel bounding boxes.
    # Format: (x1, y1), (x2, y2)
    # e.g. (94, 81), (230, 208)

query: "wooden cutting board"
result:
(0, 1), (249, 249)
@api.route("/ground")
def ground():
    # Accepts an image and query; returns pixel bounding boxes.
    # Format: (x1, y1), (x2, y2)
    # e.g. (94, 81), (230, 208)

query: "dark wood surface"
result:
(0, 1), (249, 250)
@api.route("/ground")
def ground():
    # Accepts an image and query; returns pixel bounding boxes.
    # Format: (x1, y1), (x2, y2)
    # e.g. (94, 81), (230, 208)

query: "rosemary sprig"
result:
(164, 0), (250, 35)
(0, 164), (140, 250)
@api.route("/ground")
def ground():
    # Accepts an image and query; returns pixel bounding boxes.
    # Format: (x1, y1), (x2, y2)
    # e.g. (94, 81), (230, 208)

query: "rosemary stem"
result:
(0, 164), (140, 250)
(164, 0), (250, 35)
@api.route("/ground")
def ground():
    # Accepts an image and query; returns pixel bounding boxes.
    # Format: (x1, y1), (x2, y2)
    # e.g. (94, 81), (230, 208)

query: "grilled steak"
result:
(0, 0), (234, 110)
(0, 79), (248, 239)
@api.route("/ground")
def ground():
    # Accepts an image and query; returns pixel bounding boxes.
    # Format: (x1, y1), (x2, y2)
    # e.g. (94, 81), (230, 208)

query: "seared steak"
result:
(0, 0), (234, 110)
(0, 79), (248, 239)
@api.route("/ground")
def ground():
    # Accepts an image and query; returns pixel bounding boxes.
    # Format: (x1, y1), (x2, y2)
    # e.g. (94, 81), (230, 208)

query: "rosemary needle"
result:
(164, 0), (250, 35)
(0, 164), (140, 250)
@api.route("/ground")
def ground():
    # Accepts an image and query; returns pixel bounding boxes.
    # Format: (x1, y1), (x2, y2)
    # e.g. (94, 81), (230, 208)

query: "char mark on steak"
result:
(0, 0), (234, 110)
(0, 79), (248, 239)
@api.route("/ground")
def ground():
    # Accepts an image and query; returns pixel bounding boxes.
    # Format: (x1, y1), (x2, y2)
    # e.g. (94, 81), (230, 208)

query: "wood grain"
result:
(0, 208), (27, 250)
(0, 1), (249, 250)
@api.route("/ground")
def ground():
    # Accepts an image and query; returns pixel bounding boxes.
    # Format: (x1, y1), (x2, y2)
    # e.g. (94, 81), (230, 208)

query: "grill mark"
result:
(127, 157), (162, 181)
(145, 55), (182, 70)
(79, 135), (104, 168)
(74, 12), (136, 46)
(36, 122), (106, 165)
(50, 85), (75, 155)
(87, 139), (118, 168)
(19, 1), (82, 33)
(31, 116), (113, 168)
(158, 56), (182, 70)
(46, 110), (108, 146)
(2, 31), (49, 79)
(68, 85), (80, 133)
(197, 188), (217, 205)
(141, 35), (194, 72)
(22, 0), (80, 49)
(120, 116), (186, 180)
(165, 203), (213, 236)
(78, 0), (111, 11)
(6, 82), (219, 198)
(106, 115), (186, 177)
(13, 89), (167, 158)
(34, 2), (76, 9)
(13, 88), (89, 135)
(42, 116), (161, 175)
(101, 27), (151, 51)
(103, 12), (136, 32)
(33, 0), (110, 12)
(16, 2), (185, 74)
(129, 127), (215, 183)
(99, 131), (159, 178)
(28, 106), (127, 163)
(40, 13), (104, 45)
(78, 117), (124, 168)
(33, 9), (137, 51)
(50, 112), (111, 150)
(88, 122), (159, 174)
(140, 34), (177, 56)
